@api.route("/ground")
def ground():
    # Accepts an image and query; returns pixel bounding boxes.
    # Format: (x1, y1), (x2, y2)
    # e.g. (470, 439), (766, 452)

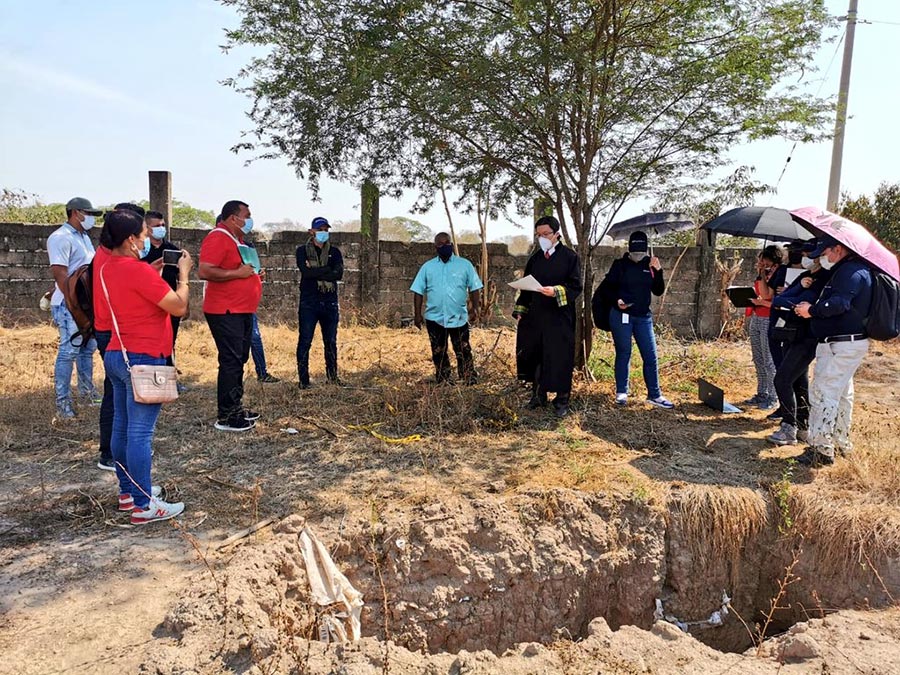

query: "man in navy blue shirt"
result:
(794, 236), (872, 466)
(296, 217), (344, 389)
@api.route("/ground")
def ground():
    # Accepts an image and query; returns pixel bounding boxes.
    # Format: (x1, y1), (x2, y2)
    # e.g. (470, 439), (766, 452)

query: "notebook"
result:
(725, 286), (757, 308)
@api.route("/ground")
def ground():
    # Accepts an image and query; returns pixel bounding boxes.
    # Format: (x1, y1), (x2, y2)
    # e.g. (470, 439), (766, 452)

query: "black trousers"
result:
(425, 320), (477, 384)
(774, 337), (816, 429)
(296, 299), (339, 385)
(205, 313), (253, 421)
(166, 315), (182, 367)
(95, 330), (113, 462)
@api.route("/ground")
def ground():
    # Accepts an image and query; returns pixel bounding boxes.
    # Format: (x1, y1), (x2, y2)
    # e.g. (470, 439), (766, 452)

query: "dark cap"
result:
(806, 235), (841, 258)
(628, 230), (648, 253)
(65, 197), (102, 215)
(311, 216), (330, 230)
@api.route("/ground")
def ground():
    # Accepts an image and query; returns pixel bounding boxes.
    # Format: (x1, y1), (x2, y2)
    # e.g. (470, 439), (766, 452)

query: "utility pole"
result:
(827, 0), (859, 211)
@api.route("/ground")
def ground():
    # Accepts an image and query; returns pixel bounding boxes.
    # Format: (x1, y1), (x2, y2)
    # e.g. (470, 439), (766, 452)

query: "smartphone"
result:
(162, 249), (183, 266)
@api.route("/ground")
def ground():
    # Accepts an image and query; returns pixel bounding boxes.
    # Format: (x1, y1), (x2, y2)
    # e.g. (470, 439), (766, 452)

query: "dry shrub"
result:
(789, 485), (900, 571)
(669, 485), (768, 576)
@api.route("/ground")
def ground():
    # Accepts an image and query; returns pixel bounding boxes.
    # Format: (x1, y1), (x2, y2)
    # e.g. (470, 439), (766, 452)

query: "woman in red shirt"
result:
(99, 210), (193, 525)
(744, 245), (784, 410)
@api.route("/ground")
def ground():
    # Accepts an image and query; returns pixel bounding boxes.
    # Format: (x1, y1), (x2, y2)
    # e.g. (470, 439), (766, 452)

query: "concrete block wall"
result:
(0, 223), (760, 336)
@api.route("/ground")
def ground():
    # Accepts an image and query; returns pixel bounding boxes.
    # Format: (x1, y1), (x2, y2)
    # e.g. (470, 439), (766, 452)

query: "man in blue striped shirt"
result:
(410, 232), (483, 385)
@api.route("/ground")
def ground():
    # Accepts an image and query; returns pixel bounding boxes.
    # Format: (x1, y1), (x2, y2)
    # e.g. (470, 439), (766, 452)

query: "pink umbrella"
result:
(790, 207), (900, 281)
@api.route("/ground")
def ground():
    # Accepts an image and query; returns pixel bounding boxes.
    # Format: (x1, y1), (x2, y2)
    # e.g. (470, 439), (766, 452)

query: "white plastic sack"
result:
(299, 526), (364, 642)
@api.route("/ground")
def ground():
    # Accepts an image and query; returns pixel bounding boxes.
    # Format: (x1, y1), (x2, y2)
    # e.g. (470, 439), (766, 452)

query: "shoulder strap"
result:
(210, 227), (241, 247)
(99, 264), (132, 372)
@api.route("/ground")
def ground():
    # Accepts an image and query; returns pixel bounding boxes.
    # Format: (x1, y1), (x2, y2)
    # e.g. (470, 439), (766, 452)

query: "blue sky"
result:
(1, 0), (897, 237)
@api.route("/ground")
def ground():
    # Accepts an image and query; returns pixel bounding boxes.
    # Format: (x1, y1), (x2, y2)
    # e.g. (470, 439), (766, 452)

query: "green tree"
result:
(222, 0), (831, 361)
(494, 234), (534, 256)
(333, 216), (433, 243)
(840, 183), (900, 252)
(651, 166), (773, 248)
(137, 199), (216, 229)
(0, 188), (66, 224)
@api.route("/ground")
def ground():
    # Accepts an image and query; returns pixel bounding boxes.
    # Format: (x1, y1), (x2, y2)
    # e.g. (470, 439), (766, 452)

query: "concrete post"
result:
(359, 180), (380, 312)
(693, 230), (718, 338)
(148, 171), (173, 227)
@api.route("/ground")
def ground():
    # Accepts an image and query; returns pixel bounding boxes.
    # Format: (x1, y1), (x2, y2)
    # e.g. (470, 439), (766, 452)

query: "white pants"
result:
(808, 339), (869, 457)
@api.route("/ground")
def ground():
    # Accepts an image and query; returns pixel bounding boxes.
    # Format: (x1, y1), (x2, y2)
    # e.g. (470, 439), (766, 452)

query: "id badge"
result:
(622, 312), (629, 324)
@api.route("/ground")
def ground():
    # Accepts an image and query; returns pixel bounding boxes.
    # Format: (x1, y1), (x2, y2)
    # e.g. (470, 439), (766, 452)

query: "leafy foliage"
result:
(333, 216), (434, 243)
(839, 182), (900, 252)
(221, 0), (831, 357)
(136, 199), (216, 229)
(0, 188), (65, 224)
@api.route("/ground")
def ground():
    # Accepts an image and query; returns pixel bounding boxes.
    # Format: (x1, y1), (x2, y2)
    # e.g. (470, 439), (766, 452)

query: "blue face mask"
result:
(437, 243), (454, 260)
(81, 214), (96, 230)
(137, 236), (151, 259)
(151, 226), (167, 240)
(241, 217), (254, 235)
(315, 230), (330, 244)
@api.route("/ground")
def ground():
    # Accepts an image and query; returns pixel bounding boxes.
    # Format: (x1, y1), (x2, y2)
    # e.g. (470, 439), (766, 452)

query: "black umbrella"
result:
(607, 211), (695, 240)
(607, 212), (695, 254)
(701, 206), (814, 243)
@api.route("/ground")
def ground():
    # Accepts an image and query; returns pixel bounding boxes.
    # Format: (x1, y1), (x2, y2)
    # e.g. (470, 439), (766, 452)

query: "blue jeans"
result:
(103, 350), (163, 509)
(609, 308), (662, 399)
(250, 314), (268, 377)
(51, 303), (97, 409)
(296, 300), (339, 385)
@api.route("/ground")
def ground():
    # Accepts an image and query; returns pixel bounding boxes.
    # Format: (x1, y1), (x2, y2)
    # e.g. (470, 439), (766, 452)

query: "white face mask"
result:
(819, 256), (835, 270)
(629, 251), (647, 262)
(81, 214), (96, 230)
(800, 256), (815, 269)
(538, 236), (554, 252)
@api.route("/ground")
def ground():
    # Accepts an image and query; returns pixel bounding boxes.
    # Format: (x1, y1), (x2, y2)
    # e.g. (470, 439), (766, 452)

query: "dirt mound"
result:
(144, 489), (900, 674)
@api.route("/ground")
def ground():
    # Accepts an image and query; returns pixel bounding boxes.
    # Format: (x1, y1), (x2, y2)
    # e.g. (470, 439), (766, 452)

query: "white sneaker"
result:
(118, 486), (163, 512)
(647, 396), (674, 409)
(131, 498), (184, 525)
(615, 393), (628, 406)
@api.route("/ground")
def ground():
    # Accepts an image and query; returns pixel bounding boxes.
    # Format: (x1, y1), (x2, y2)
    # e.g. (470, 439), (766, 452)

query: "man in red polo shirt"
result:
(198, 200), (262, 432)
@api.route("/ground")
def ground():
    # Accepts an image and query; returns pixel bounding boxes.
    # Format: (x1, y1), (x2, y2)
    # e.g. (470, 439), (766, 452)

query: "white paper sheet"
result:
(508, 274), (544, 292)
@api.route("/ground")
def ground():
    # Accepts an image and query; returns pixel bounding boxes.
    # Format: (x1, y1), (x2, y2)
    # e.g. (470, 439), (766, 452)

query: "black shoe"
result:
(795, 447), (834, 467)
(214, 417), (256, 432)
(258, 374), (280, 383)
(298, 382), (312, 390)
(553, 402), (570, 418)
(327, 377), (345, 387)
(766, 409), (784, 421)
(526, 395), (547, 410)
(242, 409), (261, 422)
(97, 457), (116, 472)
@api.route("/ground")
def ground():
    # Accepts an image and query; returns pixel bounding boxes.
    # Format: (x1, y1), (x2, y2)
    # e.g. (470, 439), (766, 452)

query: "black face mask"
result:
(437, 244), (453, 261)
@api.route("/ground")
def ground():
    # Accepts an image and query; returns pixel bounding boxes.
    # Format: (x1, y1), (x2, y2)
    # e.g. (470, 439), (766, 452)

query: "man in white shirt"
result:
(47, 197), (101, 419)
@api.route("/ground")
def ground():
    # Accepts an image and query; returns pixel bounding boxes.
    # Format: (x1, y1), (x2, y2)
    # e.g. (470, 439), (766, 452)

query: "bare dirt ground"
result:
(0, 319), (898, 674)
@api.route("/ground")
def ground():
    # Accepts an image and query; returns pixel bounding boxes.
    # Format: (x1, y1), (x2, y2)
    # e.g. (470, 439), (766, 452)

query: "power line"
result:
(770, 31), (846, 197)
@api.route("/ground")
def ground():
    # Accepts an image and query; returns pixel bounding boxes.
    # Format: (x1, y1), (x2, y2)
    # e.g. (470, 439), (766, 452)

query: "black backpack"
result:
(864, 269), (900, 341)
(62, 261), (95, 346)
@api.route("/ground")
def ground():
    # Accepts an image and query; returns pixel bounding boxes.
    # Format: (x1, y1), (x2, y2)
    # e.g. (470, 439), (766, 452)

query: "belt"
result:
(820, 334), (867, 344)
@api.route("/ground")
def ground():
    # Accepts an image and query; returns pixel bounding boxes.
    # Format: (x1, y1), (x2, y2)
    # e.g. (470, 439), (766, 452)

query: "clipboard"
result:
(725, 286), (757, 308)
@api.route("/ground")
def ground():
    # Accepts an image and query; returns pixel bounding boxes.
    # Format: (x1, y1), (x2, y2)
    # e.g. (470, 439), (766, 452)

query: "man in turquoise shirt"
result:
(410, 232), (483, 384)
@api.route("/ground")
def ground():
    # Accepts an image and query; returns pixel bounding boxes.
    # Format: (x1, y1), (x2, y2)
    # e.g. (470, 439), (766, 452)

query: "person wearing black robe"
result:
(512, 215), (583, 417)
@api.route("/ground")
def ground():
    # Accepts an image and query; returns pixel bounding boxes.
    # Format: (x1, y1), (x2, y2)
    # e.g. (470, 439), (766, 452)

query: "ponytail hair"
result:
(100, 209), (144, 249)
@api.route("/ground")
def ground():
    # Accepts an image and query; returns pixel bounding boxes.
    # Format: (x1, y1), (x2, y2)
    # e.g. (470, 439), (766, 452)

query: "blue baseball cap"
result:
(806, 235), (840, 258)
(311, 216), (330, 230)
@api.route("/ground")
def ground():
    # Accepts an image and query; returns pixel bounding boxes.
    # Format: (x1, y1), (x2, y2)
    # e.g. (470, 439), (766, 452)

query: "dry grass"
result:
(0, 320), (898, 578)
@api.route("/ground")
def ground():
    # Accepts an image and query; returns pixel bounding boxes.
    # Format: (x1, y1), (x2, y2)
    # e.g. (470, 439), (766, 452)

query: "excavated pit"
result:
(150, 488), (900, 672)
